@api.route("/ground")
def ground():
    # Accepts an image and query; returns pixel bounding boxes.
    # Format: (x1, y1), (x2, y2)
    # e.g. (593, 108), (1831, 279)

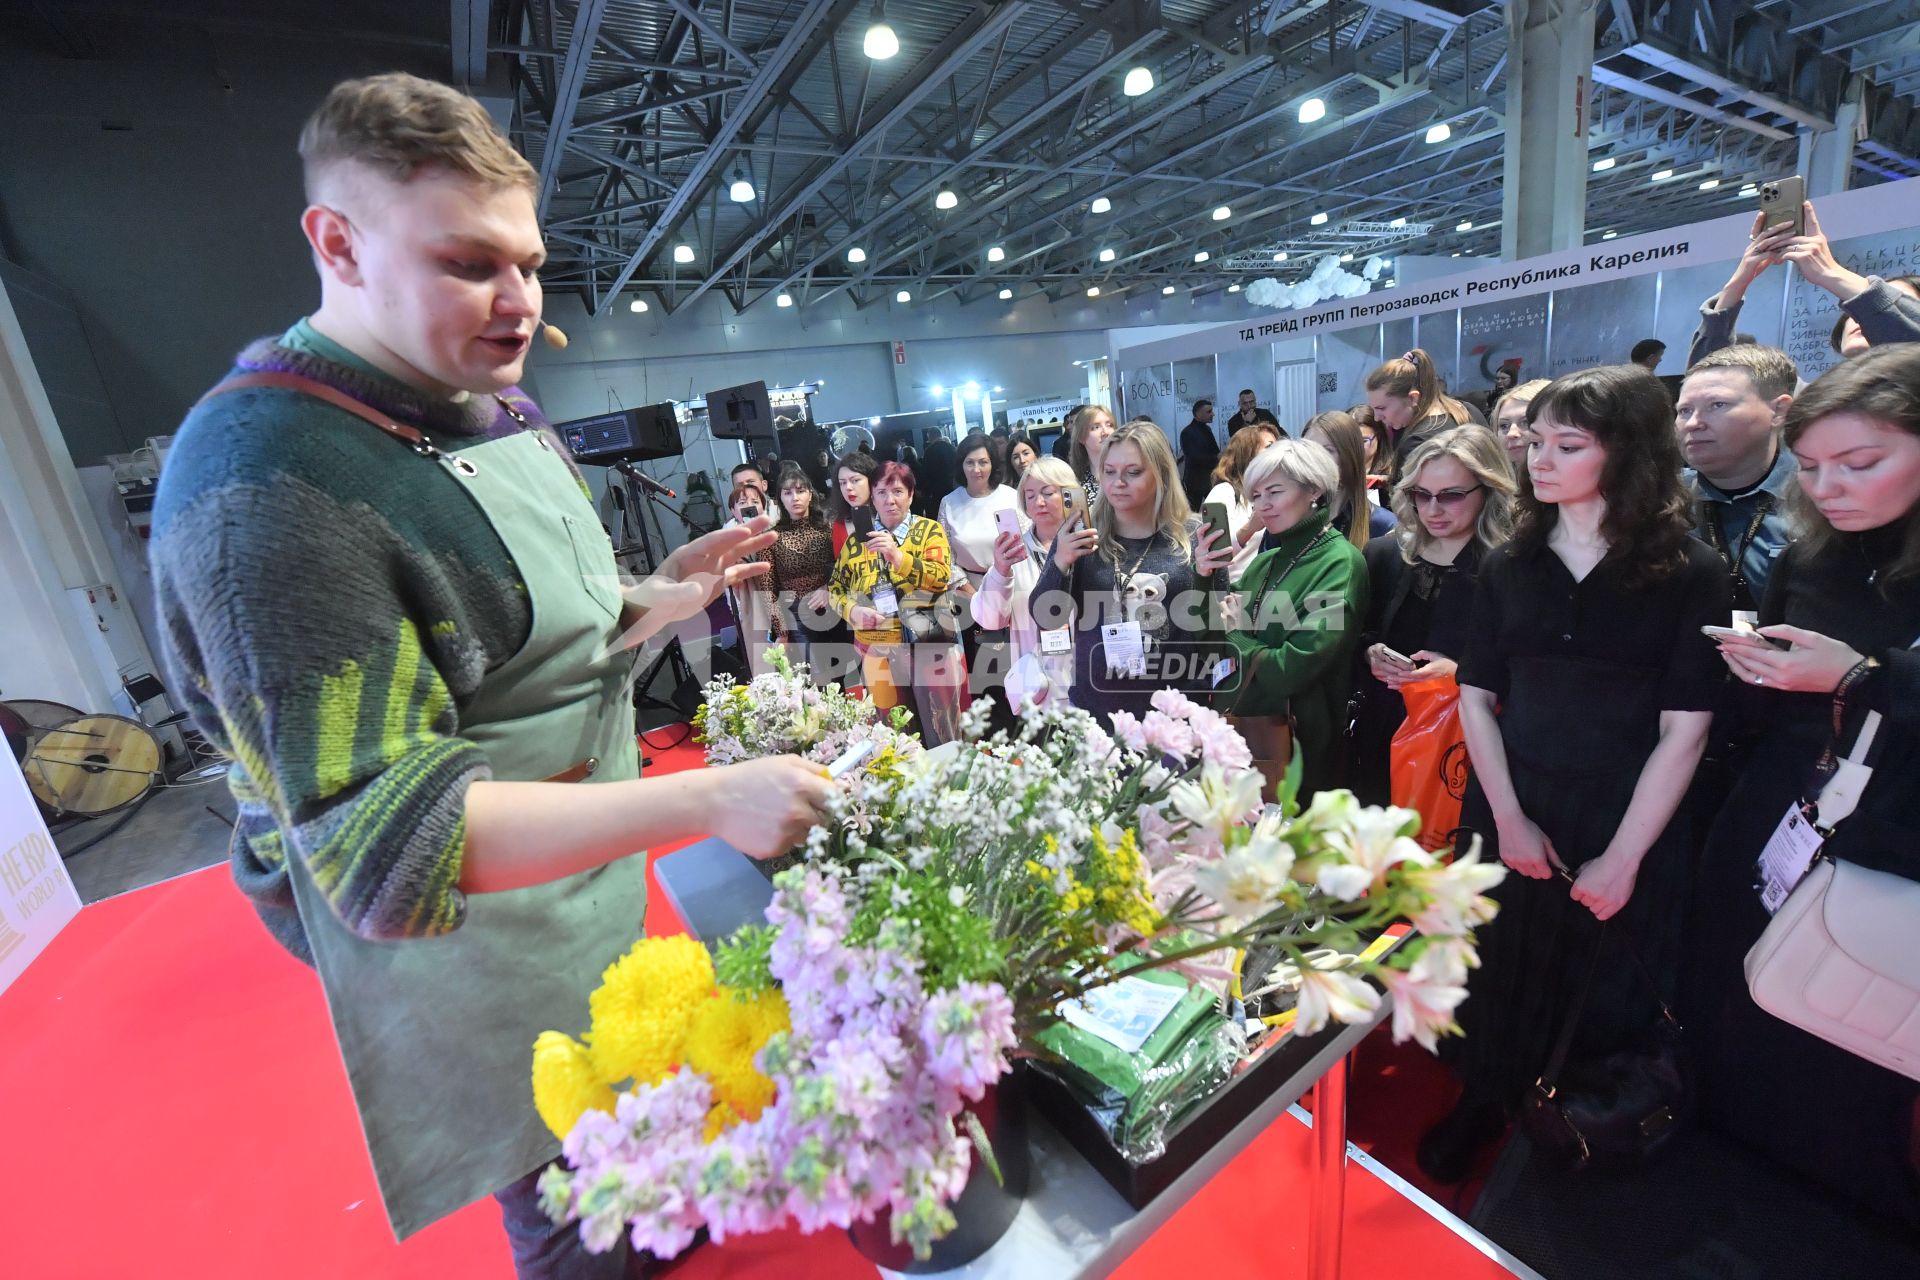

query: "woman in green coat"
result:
(1222, 439), (1370, 800)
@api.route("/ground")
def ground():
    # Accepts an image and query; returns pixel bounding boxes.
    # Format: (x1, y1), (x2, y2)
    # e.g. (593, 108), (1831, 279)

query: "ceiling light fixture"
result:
(1212, 205), (1232, 221)
(896, 289), (912, 303)
(1602, 230), (1619, 239)
(935, 189), (958, 210)
(1592, 157), (1616, 172)
(1098, 247), (1115, 262)
(1194, 250), (1210, 263)
(1228, 283), (1241, 293)
(998, 288), (1013, 300)
(673, 244), (695, 263)
(1162, 285), (1175, 295)
(1090, 196), (1112, 214)
(862, 3), (899, 60)
(847, 246), (867, 263)
(1699, 178), (1720, 191)
(1273, 251), (1289, 262)
(628, 298), (648, 313)
(1310, 211), (1329, 226)
(775, 293), (793, 307)
(1087, 285), (1101, 296)
(1455, 220), (1473, 232)
(931, 383), (945, 395)
(1651, 168), (1674, 182)
(1340, 252), (1353, 262)
(1389, 217), (1406, 227)
(1739, 184), (1758, 197)
(1298, 97), (1326, 124)
(986, 245), (1005, 262)
(727, 170), (755, 202)
(1425, 122), (1451, 144)
(1123, 66), (1154, 97)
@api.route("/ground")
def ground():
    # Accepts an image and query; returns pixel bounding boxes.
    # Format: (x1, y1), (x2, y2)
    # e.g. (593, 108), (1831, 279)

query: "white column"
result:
(1800, 79), (1864, 198)
(0, 276), (152, 711)
(1501, 0), (1598, 261)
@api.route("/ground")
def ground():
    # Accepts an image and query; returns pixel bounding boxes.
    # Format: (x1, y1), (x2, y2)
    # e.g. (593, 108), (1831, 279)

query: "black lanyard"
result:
(1246, 528), (1334, 622)
(1703, 493), (1774, 593)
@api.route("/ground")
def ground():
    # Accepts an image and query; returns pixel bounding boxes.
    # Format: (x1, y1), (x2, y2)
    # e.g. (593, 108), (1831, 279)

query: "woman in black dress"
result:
(1418, 365), (1731, 1181)
(1689, 346), (1920, 1228)
(1348, 425), (1515, 808)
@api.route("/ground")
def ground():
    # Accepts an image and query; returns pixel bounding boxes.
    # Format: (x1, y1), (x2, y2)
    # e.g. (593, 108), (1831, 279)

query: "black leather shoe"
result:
(1416, 1095), (1506, 1184)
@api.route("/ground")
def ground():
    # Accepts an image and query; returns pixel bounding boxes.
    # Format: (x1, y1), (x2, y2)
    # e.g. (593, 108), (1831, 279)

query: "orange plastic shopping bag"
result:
(1389, 675), (1469, 854)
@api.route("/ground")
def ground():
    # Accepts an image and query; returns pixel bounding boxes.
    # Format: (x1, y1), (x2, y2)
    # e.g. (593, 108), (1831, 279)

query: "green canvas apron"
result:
(283, 418), (648, 1240)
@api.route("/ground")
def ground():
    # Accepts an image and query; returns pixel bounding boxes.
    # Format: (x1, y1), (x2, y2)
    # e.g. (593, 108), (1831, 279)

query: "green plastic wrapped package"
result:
(1034, 967), (1246, 1163)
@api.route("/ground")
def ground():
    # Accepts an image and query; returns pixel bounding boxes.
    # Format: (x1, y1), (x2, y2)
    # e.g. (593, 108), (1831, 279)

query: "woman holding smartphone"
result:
(767, 462), (835, 660)
(940, 432), (1024, 727)
(1348, 426), (1515, 807)
(829, 461), (955, 736)
(828, 451), (880, 558)
(972, 456), (1082, 714)
(1217, 440), (1369, 801)
(1205, 422), (1281, 583)
(1419, 365), (1730, 1183)
(725, 483), (777, 651)
(1033, 421), (1234, 725)
(1689, 346), (1920, 1228)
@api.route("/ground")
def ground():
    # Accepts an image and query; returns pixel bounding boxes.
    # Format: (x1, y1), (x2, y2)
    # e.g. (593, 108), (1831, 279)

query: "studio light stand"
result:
(609, 462), (714, 747)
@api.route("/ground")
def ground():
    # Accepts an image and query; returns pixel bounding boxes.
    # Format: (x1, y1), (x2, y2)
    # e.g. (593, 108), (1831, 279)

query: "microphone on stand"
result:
(614, 461), (677, 499)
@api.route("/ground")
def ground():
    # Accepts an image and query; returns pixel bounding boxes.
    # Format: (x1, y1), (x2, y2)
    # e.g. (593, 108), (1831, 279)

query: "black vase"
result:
(847, 1065), (1031, 1272)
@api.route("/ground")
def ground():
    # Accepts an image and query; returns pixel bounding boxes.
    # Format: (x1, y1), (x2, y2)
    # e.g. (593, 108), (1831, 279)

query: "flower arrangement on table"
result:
(533, 651), (1504, 1263)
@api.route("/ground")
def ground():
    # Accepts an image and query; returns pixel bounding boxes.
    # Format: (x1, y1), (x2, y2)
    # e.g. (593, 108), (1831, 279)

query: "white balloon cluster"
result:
(1244, 254), (1389, 310)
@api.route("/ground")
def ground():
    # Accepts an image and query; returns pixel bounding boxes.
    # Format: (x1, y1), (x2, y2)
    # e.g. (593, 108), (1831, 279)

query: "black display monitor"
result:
(556, 404), (682, 464)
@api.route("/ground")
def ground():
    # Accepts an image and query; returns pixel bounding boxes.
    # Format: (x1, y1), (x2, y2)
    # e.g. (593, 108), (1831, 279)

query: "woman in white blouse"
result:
(940, 431), (1026, 726)
(971, 456), (1081, 715)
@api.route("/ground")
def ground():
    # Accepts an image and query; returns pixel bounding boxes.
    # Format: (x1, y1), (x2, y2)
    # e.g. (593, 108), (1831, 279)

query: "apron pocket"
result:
(564, 514), (624, 621)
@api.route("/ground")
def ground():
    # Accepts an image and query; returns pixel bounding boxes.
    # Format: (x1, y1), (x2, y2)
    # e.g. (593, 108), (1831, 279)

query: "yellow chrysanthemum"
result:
(531, 1030), (616, 1140)
(683, 987), (791, 1121)
(586, 935), (715, 1086)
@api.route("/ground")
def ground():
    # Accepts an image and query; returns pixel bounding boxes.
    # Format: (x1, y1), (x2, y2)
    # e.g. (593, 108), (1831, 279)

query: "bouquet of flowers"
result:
(533, 656), (1504, 1262)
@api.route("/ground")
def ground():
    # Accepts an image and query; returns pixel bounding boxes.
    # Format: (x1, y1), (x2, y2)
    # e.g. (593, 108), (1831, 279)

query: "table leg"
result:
(1307, 1054), (1350, 1280)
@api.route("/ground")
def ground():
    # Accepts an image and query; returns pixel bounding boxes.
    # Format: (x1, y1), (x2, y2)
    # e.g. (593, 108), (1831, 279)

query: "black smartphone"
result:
(851, 507), (876, 540)
(739, 502), (761, 521)
(1201, 500), (1233, 587)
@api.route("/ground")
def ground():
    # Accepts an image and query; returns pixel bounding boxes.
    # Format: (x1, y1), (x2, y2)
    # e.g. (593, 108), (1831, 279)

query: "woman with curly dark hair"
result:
(1417, 364), (1731, 1183)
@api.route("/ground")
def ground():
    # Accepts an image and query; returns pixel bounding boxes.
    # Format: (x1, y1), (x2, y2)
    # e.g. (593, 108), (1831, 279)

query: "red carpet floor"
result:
(0, 732), (1513, 1278)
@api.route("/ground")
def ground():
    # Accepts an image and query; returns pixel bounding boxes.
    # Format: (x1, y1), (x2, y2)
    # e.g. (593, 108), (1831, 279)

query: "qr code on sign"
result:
(1318, 373), (1338, 395)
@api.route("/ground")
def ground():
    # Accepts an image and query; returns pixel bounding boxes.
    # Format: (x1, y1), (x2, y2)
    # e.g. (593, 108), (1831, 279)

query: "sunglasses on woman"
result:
(1406, 484), (1484, 509)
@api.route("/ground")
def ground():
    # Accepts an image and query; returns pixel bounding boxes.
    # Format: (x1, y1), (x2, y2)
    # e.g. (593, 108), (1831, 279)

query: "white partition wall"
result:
(1118, 178), (1920, 410)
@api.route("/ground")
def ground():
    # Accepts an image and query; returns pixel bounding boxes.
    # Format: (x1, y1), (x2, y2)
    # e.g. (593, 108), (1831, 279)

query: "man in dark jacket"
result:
(1178, 399), (1219, 508)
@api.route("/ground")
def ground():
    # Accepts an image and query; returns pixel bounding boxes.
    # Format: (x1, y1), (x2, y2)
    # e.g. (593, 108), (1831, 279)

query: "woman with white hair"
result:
(1218, 439), (1370, 800)
(971, 456), (1084, 713)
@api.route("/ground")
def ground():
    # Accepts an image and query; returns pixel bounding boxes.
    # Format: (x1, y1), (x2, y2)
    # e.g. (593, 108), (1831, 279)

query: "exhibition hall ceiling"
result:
(20, 1), (1920, 313)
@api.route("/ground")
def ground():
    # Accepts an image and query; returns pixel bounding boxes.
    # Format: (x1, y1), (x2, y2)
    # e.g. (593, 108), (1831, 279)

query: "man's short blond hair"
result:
(299, 73), (537, 203)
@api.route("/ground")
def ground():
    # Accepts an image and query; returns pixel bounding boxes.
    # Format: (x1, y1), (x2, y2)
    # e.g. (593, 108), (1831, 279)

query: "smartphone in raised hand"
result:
(1757, 175), (1806, 238)
(851, 507), (876, 541)
(995, 508), (1023, 541)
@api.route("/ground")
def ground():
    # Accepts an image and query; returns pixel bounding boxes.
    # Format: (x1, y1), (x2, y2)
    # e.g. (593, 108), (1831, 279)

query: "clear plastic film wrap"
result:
(1032, 970), (1248, 1165)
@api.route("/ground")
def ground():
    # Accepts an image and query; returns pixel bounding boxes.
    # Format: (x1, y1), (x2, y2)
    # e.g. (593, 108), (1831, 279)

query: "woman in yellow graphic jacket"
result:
(829, 459), (954, 730)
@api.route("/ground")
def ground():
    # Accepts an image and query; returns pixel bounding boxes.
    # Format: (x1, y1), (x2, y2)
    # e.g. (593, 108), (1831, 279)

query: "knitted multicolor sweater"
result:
(150, 322), (563, 961)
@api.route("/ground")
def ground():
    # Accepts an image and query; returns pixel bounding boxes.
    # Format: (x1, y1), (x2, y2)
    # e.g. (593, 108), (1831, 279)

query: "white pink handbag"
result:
(1745, 856), (1920, 1082)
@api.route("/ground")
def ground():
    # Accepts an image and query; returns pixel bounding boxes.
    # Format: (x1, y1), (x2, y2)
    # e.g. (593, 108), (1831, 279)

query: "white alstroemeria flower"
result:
(1409, 935), (1480, 988)
(1402, 842), (1505, 937)
(1169, 763), (1264, 836)
(1315, 803), (1432, 900)
(1191, 834), (1296, 926)
(1379, 966), (1470, 1053)
(1292, 961), (1381, 1036)
(1295, 788), (1359, 837)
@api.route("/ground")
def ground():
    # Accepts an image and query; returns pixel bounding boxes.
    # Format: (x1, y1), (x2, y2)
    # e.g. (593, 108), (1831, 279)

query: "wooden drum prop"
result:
(24, 714), (162, 817)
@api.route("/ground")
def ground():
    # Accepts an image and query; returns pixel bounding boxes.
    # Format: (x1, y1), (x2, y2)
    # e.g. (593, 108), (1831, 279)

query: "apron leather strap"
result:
(200, 370), (444, 458)
(542, 756), (600, 784)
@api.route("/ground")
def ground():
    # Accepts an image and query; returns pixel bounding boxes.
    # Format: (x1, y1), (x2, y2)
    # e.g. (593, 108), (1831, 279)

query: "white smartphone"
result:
(995, 508), (1022, 540)
(1377, 645), (1415, 667)
(1701, 624), (1787, 649)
